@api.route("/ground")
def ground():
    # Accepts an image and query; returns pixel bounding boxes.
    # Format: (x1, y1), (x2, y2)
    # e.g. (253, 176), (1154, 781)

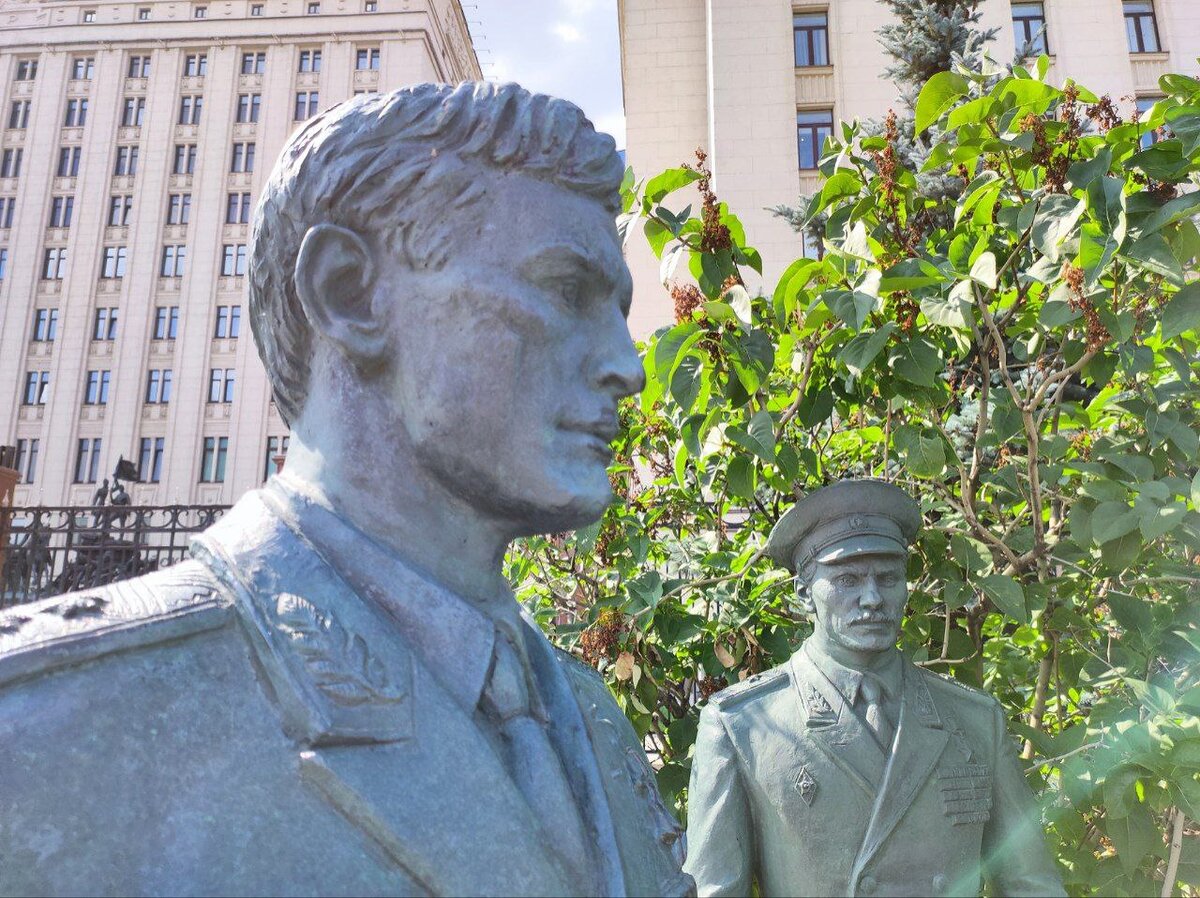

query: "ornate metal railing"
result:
(1, 505), (229, 609)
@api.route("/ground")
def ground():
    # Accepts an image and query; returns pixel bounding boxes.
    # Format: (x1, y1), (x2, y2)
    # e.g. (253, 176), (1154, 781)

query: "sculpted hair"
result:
(248, 81), (625, 424)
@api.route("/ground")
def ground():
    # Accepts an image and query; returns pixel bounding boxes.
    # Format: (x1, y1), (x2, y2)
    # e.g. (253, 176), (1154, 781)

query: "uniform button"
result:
(859, 874), (877, 895)
(933, 873), (947, 892)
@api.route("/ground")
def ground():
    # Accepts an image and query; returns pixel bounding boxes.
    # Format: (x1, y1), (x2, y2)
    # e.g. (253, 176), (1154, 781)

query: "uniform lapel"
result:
(193, 491), (577, 897)
(790, 649), (885, 798)
(853, 660), (949, 876)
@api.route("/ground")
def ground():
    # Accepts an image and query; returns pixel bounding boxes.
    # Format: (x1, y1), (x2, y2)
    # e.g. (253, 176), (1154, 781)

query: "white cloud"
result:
(551, 22), (583, 43)
(562, 0), (598, 15)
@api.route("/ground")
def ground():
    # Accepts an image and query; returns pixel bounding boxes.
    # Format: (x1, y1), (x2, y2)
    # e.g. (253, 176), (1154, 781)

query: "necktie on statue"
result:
(859, 673), (894, 752)
(480, 623), (591, 882)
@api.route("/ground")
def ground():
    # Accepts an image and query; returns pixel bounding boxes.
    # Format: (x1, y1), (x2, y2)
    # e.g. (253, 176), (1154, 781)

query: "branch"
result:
(1162, 806), (1185, 898)
(1024, 739), (1105, 774)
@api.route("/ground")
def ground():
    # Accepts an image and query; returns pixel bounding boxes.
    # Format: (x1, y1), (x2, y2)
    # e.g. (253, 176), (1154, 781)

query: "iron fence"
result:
(1, 505), (229, 609)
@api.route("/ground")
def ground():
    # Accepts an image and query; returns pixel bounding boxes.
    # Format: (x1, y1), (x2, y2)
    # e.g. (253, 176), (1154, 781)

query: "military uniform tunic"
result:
(684, 643), (1065, 897)
(0, 483), (692, 897)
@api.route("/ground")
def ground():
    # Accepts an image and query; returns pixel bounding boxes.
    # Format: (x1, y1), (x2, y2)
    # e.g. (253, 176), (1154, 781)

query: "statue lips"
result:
(564, 417), (620, 460)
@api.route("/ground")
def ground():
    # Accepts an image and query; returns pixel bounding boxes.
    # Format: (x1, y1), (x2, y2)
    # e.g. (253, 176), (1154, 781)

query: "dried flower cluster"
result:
(579, 607), (627, 667)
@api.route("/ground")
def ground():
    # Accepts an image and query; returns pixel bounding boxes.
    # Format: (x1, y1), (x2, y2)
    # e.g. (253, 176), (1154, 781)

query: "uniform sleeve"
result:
(683, 703), (754, 898)
(982, 702), (1066, 897)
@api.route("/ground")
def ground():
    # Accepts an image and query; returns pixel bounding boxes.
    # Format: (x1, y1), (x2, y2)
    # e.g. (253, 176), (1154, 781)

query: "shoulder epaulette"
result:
(919, 667), (998, 706)
(0, 559), (232, 688)
(710, 665), (789, 709)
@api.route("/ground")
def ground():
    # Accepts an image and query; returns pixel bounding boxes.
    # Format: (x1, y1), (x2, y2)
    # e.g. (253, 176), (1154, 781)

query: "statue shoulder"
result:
(708, 665), (790, 711)
(917, 665), (1000, 709)
(0, 560), (233, 689)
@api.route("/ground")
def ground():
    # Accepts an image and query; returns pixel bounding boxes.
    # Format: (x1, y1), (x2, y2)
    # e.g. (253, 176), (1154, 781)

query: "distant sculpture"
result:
(685, 480), (1064, 897)
(0, 83), (691, 897)
(91, 478), (109, 506)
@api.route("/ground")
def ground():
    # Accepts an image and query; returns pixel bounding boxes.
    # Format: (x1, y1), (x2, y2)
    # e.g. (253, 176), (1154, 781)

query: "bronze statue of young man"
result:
(0, 84), (691, 897)
(685, 480), (1064, 898)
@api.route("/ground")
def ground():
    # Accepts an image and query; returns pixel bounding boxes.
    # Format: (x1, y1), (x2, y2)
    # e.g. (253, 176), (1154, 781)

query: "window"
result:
(236, 93), (261, 123)
(138, 437), (165, 482)
(108, 195), (133, 226)
(193, 5), (207, 17)
(161, 245), (187, 278)
(15, 438), (39, 484)
(145, 368), (173, 403)
(23, 371), (50, 405)
(167, 193), (191, 225)
(138, 7), (151, 20)
(208, 368), (236, 403)
(114, 145), (139, 176)
(84, 369), (111, 405)
(173, 143), (197, 174)
(355, 47), (381, 70)
(0, 197), (13, 229)
(306, 2), (320, 13)
(71, 57), (95, 80)
(128, 55), (151, 78)
(33, 308), (59, 342)
(264, 435), (290, 479)
(226, 191), (252, 224)
(214, 305), (241, 338)
(298, 49), (322, 72)
(1124, 1), (1161, 53)
(797, 110), (833, 170)
(57, 146), (81, 177)
(153, 305), (179, 339)
(241, 51), (267, 74)
(1012, 2), (1048, 55)
(93, 307), (118, 340)
(64, 98), (88, 127)
(200, 436), (229, 482)
(221, 244), (247, 276)
(50, 195), (75, 228)
(42, 247), (68, 280)
(2, 148), (22, 178)
(16, 60), (38, 81)
(8, 100), (30, 130)
(1137, 96), (1167, 148)
(101, 246), (128, 279)
(121, 97), (146, 127)
(83, 9), (96, 22)
(178, 95), (203, 125)
(294, 91), (319, 121)
(230, 142), (256, 173)
(184, 54), (208, 77)
(250, 3), (263, 14)
(793, 13), (829, 67)
(74, 438), (103, 484)
(364, 1), (377, 11)
(0, 248), (6, 278)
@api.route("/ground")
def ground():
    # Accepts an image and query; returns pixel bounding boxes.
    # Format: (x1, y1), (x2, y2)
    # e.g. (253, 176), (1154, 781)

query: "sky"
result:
(467, 0), (627, 149)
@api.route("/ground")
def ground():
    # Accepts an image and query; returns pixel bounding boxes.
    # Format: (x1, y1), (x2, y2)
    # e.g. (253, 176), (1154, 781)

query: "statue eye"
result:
(558, 280), (583, 306)
(836, 574), (858, 588)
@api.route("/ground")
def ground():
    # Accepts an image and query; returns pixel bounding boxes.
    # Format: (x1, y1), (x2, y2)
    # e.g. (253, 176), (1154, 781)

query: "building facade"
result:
(0, 0), (479, 506)
(618, 0), (1200, 336)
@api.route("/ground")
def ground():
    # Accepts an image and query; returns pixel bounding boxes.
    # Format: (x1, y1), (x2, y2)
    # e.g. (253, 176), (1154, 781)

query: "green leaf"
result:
(1107, 803), (1157, 876)
(915, 71), (969, 132)
(643, 167), (702, 206)
(1191, 471), (1200, 509)
(826, 290), (878, 331)
(895, 426), (946, 479)
(1031, 195), (1086, 262)
(1141, 502), (1186, 541)
(1141, 191), (1200, 237)
(669, 353), (704, 415)
(840, 323), (898, 376)
(747, 409), (777, 463)
(1123, 233), (1184, 284)
(726, 455), (755, 500)
(889, 337), (942, 386)
(1091, 501), (1141, 544)
(980, 574), (1027, 622)
(969, 251), (997, 290)
(1162, 282), (1200, 341)
(880, 258), (945, 291)
(1066, 146), (1112, 190)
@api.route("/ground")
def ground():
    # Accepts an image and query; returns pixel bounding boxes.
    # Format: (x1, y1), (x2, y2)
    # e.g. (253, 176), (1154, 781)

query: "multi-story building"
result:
(0, 0), (479, 506)
(619, 0), (1200, 335)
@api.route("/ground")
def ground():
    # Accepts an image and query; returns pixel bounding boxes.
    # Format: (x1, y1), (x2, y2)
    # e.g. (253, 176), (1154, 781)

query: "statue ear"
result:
(794, 576), (815, 615)
(294, 224), (384, 367)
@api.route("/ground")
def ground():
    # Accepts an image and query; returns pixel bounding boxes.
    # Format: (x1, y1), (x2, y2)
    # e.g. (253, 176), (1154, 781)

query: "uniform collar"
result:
(803, 639), (902, 707)
(265, 474), (496, 715)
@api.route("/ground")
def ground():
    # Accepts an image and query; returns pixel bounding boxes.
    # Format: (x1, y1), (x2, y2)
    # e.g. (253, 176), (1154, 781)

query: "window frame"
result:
(793, 12), (830, 68)
(796, 109), (834, 170)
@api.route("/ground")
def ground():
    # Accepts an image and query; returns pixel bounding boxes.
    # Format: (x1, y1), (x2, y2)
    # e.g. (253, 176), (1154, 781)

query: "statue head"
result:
(248, 83), (643, 538)
(767, 481), (921, 660)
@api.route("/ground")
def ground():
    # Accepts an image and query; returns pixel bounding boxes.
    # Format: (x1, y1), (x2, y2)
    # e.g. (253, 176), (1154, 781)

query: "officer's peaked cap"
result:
(766, 479), (921, 572)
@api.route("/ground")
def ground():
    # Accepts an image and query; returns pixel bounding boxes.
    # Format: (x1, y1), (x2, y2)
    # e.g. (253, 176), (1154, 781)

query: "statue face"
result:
(377, 170), (643, 536)
(807, 553), (907, 656)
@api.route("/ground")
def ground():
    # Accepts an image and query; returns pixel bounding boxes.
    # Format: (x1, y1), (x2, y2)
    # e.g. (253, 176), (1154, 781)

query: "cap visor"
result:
(813, 534), (907, 564)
